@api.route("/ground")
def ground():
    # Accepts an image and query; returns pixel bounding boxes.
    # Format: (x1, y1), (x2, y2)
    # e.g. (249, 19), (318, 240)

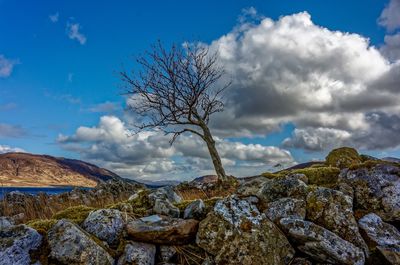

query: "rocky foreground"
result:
(1, 147), (400, 264)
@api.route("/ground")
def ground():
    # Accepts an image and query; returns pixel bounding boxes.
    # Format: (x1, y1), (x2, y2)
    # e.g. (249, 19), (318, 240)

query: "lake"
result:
(0, 186), (91, 199)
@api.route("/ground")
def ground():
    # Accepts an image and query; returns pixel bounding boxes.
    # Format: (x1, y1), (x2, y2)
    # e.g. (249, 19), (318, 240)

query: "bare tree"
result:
(120, 42), (230, 182)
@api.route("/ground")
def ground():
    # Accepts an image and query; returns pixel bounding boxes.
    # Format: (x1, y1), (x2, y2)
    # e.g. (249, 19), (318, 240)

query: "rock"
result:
(358, 213), (400, 264)
(117, 241), (156, 265)
(201, 256), (215, 265)
(197, 195), (295, 265)
(0, 224), (42, 265)
(257, 176), (308, 203)
(82, 209), (126, 246)
(159, 245), (177, 262)
(0, 216), (14, 230)
(184, 199), (205, 220)
(280, 218), (365, 265)
(153, 199), (180, 218)
(148, 186), (182, 204)
(265, 198), (306, 224)
(48, 219), (114, 265)
(306, 187), (368, 255)
(236, 176), (269, 196)
(290, 257), (312, 265)
(126, 215), (198, 245)
(339, 163), (400, 221)
(325, 147), (361, 169)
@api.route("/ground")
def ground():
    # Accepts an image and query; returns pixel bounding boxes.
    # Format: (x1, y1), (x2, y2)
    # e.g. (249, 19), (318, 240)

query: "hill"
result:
(0, 152), (121, 187)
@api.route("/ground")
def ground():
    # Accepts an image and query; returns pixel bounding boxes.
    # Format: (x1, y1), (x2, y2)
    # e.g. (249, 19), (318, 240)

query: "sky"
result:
(1, 0), (400, 182)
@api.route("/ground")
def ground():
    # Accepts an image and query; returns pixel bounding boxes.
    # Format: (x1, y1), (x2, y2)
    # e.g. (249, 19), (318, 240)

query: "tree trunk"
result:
(201, 124), (227, 182)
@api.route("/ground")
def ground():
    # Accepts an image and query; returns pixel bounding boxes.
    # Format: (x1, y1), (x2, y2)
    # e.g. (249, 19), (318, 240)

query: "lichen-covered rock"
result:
(265, 198), (306, 224)
(184, 199), (205, 220)
(196, 195), (295, 265)
(306, 187), (368, 255)
(148, 186), (182, 204)
(82, 209), (125, 246)
(0, 224), (42, 265)
(257, 176), (308, 203)
(126, 215), (198, 245)
(159, 245), (177, 262)
(0, 216), (14, 230)
(339, 163), (400, 221)
(117, 241), (156, 265)
(290, 257), (312, 265)
(236, 176), (269, 196)
(358, 213), (400, 264)
(326, 147), (361, 169)
(153, 199), (180, 218)
(280, 218), (365, 265)
(48, 219), (114, 265)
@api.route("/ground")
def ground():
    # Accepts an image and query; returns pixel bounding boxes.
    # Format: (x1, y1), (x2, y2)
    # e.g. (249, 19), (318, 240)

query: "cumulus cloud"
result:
(0, 123), (28, 138)
(0, 55), (19, 78)
(0, 145), (25, 154)
(379, 0), (400, 32)
(58, 116), (295, 181)
(381, 33), (400, 61)
(66, 22), (87, 45)
(203, 11), (400, 150)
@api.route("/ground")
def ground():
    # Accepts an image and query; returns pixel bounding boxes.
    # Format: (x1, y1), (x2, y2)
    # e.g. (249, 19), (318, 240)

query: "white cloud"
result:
(203, 11), (400, 151)
(0, 145), (25, 154)
(0, 55), (19, 78)
(379, 0), (400, 32)
(66, 22), (87, 45)
(381, 33), (400, 61)
(87, 102), (121, 113)
(58, 116), (295, 181)
(49, 12), (59, 23)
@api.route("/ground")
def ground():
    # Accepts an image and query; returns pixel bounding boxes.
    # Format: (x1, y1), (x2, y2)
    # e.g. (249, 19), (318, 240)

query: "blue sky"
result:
(1, 0), (400, 181)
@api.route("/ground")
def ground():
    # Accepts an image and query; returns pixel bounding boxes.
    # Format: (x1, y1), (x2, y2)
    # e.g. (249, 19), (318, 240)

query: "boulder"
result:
(339, 163), (400, 221)
(197, 195), (295, 265)
(280, 218), (365, 265)
(0, 224), (42, 265)
(148, 186), (182, 204)
(126, 215), (198, 245)
(0, 216), (14, 230)
(82, 209), (126, 246)
(306, 187), (368, 255)
(117, 241), (156, 265)
(48, 219), (114, 265)
(236, 176), (269, 196)
(358, 213), (400, 264)
(325, 147), (361, 169)
(257, 176), (308, 203)
(290, 257), (312, 265)
(184, 199), (205, 220)
(153, 199), (180, 218)
(265, 198), (306, 224)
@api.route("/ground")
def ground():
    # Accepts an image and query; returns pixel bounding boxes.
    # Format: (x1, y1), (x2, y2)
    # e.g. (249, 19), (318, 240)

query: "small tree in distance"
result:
(120, 42), (231, 182)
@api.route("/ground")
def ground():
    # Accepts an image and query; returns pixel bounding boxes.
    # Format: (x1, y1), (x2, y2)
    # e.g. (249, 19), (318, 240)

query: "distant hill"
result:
(382, 157), (400, 163)
(0, 152), (121, 187)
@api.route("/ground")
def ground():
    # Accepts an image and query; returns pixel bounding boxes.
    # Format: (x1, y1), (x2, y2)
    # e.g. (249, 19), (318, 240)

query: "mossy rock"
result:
(52, 205), (96, 224)
(26, 219), (57, 234)
(173, 197), (221, 218)
(261, 172), (285, 179)
(325, 147), (361, 169)
(289, 167), (340, 187)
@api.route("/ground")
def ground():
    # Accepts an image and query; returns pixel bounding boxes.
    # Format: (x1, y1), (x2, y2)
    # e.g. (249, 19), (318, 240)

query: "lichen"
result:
(325, 147), (361, 169)
(52, 205), (96, 224)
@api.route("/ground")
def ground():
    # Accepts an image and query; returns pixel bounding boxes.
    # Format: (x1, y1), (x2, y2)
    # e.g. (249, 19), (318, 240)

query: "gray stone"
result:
(48, 219), (114, 265)
(149, 186), (182, 204)
(265, 197), (306, 224)
(159, 245), (177, 262)
(257, 176), (308, 203)
(117, 241), (156, 265)
(358, 213), (400, 264)
(0, 224), (42, 265)
(306, 187), (368, 255)
(153, 199), (180, 218)
(280, 218), (365, 265)
(82, 209), (126, 246)
(0, 217), (14, 230)
(197, 195), (295, 265)
(184, 199), (205, 220)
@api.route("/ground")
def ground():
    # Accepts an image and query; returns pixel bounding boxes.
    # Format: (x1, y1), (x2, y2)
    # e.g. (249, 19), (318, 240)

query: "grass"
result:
(26, 219), (58, 234)
(52, 205), (96, 224)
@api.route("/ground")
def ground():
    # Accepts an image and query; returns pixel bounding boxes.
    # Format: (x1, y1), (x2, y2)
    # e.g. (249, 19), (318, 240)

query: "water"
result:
(0, 186), (91, 199)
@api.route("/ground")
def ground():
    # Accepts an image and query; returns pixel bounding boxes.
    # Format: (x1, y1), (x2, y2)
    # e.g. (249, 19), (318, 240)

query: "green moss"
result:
(174, 200), (195, 211)
(290, 167), (340, 186)
(52, 205), (96, 224)
(261, 172), (285, 179)
(26, 219), (57, 234)
(325, 147), (361, 169)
